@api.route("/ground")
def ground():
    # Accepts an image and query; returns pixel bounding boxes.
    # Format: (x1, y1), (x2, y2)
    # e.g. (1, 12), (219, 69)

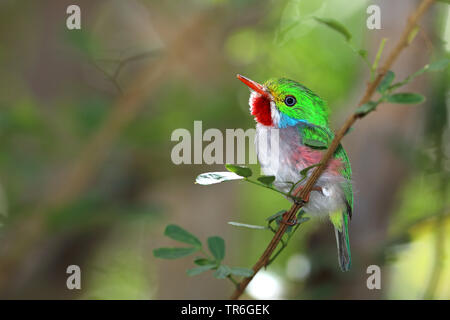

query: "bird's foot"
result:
(292, 185), (323, 204)
(281, 211), (297, 226)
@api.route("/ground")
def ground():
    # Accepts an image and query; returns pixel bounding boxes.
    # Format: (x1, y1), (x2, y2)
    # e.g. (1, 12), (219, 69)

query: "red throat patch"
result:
(250, 95), (273, 126)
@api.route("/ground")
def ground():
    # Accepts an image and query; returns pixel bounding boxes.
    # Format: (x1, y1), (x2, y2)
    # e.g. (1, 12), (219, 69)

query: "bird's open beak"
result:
(237, 74), (272, 100)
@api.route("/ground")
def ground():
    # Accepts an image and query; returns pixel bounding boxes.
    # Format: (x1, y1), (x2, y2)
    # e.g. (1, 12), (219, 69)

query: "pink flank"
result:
(292, 146), (343, 175)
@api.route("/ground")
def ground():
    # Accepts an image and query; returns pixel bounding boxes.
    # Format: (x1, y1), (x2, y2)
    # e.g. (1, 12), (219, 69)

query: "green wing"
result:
(298, 124), (353, 271)
(298, 124), (333, 149)
(335, 144), (353, 216)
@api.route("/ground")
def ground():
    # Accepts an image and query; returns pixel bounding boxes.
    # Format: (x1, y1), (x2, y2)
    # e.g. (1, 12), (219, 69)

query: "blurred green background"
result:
(0, 0), (449, 299)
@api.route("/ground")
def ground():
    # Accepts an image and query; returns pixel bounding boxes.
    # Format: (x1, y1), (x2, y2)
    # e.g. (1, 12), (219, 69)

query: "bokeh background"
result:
(0, 0), (449, 299)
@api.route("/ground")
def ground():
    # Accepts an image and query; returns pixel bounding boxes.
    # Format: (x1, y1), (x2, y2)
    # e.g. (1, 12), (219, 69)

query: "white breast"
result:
(255, 124), (346, 217)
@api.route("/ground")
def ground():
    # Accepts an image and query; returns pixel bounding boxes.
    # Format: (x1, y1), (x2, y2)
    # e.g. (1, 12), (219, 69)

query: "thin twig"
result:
(230, 0), (435, 300)
(227, 275), (239, 287)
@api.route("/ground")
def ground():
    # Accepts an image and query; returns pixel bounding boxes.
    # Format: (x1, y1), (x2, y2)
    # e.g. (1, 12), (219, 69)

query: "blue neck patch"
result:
(278, 113), (309, 128)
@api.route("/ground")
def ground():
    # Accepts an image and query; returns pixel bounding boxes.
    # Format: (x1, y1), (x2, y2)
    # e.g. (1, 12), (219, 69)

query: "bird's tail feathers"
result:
(333, 212), (351, 272)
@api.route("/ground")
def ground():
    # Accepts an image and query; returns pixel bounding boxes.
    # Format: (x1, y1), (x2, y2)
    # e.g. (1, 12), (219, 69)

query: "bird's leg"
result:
(281, 211), (297, 226)
(292, 185), (323, 204)
(282, 185), (322, 226)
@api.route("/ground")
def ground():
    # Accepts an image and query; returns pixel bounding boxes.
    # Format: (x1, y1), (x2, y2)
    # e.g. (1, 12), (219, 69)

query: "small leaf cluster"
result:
(313, 15), (450, 112)
(228, 207), (310, 267)
(194, 164), (316, 268)
(153, 224), (253, 282)
(197, 163), (317, 237)
(197, 164), (319, 205)
(356, 59), (449, 117)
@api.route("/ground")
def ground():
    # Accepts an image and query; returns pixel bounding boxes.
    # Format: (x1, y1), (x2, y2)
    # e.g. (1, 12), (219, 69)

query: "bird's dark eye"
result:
(284, 95), (296, 107)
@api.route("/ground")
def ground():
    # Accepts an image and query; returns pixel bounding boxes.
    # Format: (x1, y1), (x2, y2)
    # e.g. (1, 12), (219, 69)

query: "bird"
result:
(237, 74), (353, 272)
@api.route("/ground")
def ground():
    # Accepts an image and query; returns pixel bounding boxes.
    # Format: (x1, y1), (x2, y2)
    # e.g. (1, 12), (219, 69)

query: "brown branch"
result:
(230, 0), (435, 300)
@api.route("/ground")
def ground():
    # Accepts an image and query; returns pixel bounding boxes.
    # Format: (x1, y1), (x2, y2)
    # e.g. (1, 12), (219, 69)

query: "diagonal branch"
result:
(230, 0), (435, 300)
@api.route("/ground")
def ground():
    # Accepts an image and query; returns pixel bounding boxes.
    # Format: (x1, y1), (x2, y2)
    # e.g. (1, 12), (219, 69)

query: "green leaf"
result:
(387, 60), (449, 91)
(377, 71), (395, 92)
(208, 236), (225, 261)
(213, 265), (231, 279)
(358, 49), (368, 59)
(303, 138), (327, 149)
(266, 210), (286, 222)
(257, 175), (275, 185)
(228, 221), (266, 230)
(225, 164), (252, 177)
(153, 247), (198, 259)
(297, 217), (310, 224)
(314, 17), (352, 42)
(427, 58), (450, 72)
(164, 224), (202, 247)
(355, 101), (379, 116)
(186, 264), (216, 276)
(230, 267), (254, 277)
(387, 93), (425, 104)
(300, 163), (321, 178)
(194, 258), (212, 266)
(195, 171), (244, 185)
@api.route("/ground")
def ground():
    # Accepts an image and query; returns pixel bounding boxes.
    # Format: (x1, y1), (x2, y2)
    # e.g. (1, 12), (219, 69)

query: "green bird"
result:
(237, 74), (353, 271)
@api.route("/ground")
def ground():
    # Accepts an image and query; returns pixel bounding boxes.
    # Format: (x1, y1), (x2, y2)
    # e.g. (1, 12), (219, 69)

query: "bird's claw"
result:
(293, 197), (307, 205)
(292, 185), (324, 204)
(281, 212), (298, 226)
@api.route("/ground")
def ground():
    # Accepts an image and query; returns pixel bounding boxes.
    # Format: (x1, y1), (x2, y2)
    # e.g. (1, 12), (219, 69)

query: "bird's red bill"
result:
(236, 74), (271, 99)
